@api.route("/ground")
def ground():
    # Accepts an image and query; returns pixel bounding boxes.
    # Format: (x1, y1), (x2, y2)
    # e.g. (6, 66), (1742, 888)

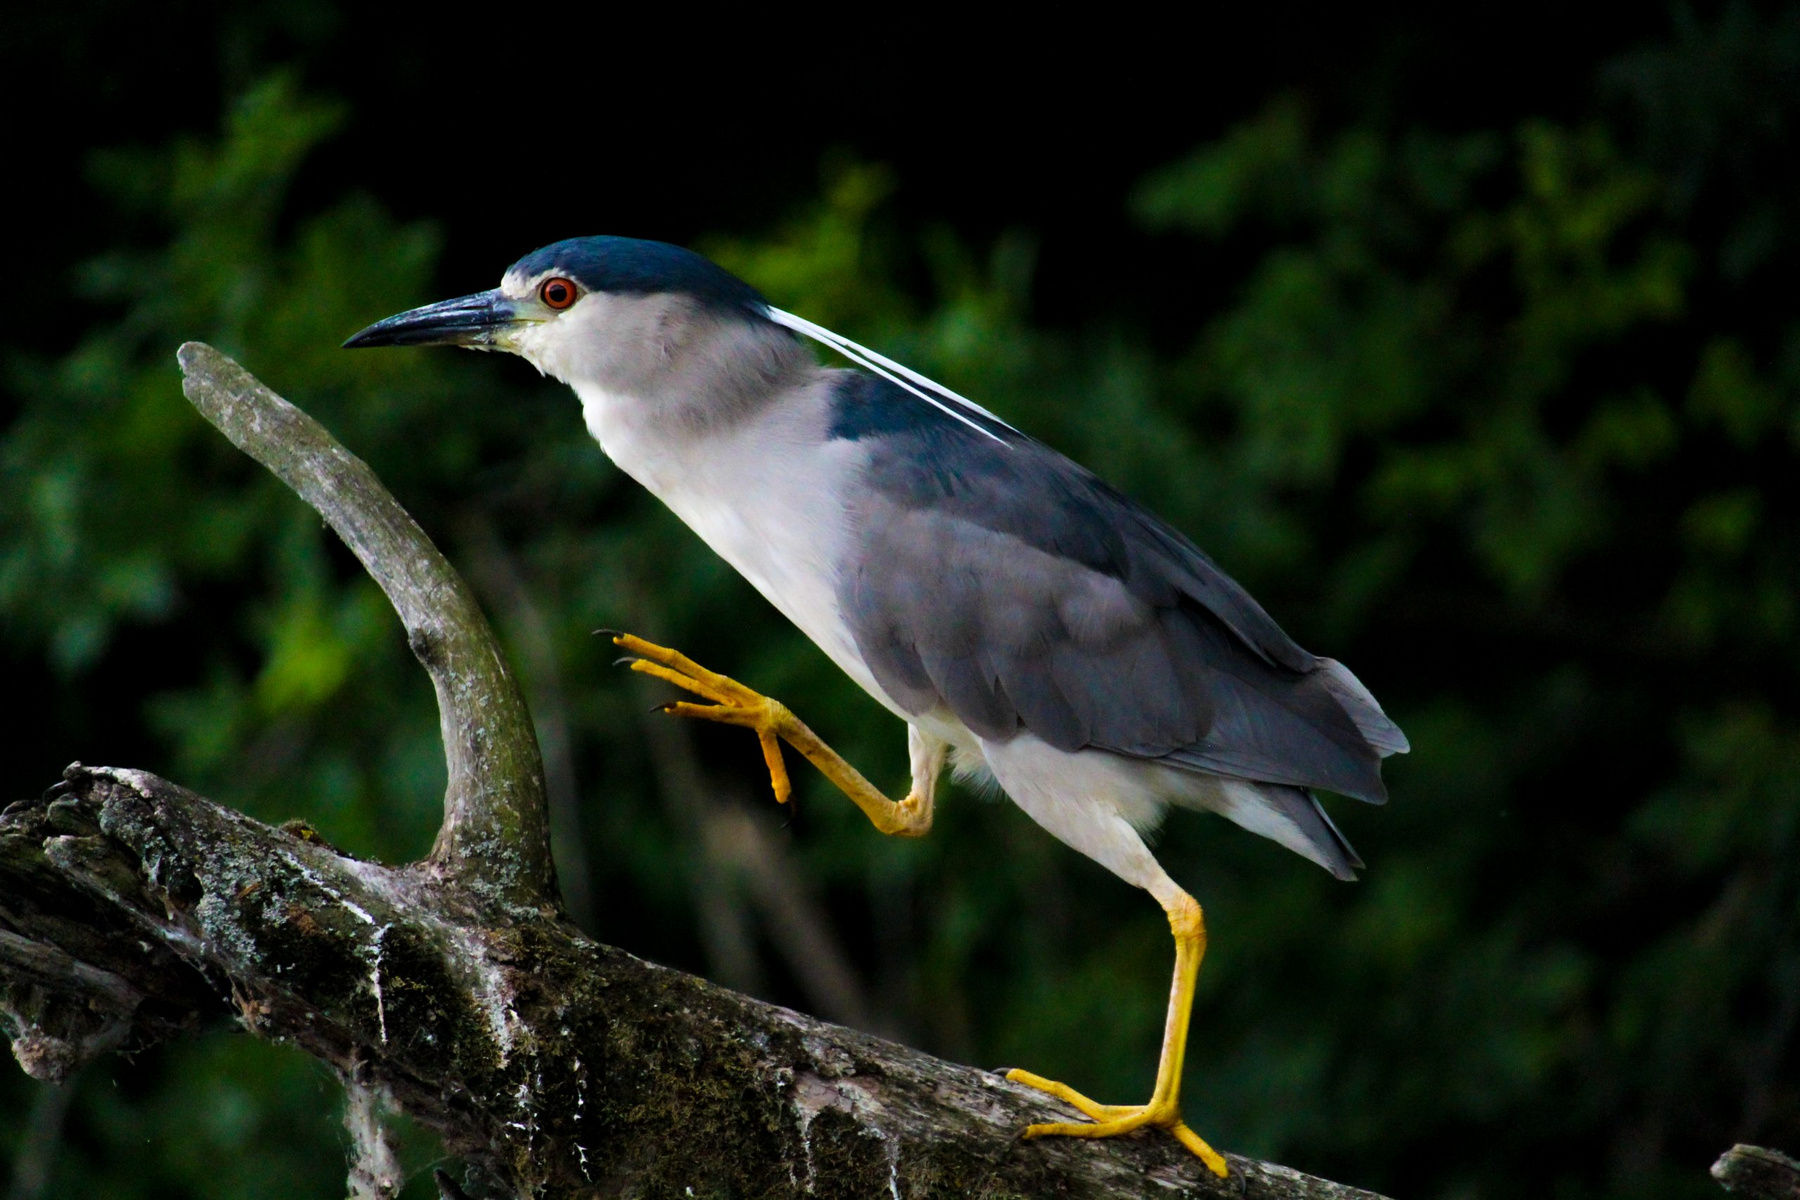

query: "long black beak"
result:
(343, 289), (519, 349)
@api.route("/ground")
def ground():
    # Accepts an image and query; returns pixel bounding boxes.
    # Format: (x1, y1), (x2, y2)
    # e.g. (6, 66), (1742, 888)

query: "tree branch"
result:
(0, 345), (1394, 1199)
(1713, 1145), (1800, 1199)
(176, 342), (556, 910)
(3, 765), (1387, 1199)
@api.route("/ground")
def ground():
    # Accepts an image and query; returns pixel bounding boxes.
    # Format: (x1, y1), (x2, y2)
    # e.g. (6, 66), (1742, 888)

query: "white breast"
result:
(573, 380), (913, 721)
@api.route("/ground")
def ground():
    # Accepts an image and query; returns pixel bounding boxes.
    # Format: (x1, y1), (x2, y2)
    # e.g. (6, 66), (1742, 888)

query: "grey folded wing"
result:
(829, 372), (1407, 805)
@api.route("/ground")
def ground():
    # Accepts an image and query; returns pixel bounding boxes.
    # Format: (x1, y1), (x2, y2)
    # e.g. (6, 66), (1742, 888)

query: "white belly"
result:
(574, 381), (913, 722)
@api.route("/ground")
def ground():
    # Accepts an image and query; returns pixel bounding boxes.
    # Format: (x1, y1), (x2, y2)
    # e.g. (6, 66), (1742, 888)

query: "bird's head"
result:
(345, 235), (1008, 442)
(344, 236), (779, 391)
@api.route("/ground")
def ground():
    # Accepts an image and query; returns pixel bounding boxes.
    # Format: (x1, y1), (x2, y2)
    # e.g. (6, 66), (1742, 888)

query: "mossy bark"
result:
(2, 765), (1389, 1199)
(1711, 1144), (1800, 1199)
(1, 346), (1395, 1199)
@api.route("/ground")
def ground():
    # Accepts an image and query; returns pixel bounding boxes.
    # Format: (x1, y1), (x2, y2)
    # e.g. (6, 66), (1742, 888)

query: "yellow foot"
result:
(612, 632), (798, 805)
(614, 631), (933, 838)
(1006, 1069), (1228, 1178)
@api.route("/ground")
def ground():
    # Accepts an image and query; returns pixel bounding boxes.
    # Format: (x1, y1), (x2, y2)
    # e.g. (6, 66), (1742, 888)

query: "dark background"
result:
(3, 4), (1798, 1197)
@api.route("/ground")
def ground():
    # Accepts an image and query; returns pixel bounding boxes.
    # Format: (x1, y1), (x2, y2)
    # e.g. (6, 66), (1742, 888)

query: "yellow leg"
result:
(613, 633), (932, 837)
(1007, 892), (1228, 1178)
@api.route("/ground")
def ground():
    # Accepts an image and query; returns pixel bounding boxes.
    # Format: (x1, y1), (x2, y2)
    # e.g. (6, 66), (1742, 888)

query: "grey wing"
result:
(830, 373), (1407, 805)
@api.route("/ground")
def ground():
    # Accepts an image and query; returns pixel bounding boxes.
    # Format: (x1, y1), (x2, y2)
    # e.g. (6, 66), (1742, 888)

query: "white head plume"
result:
(764, 307), (1015, 445)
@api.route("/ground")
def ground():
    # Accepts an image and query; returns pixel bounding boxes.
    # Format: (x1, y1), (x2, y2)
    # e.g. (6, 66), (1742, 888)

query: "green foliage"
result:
(6, 13), (1800, 1199)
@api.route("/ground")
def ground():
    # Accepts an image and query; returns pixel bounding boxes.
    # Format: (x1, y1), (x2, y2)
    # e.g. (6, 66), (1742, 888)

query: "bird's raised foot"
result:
(1006, 1068), (1228, 1178)
(612, 632), (798, 806)
(614, 632), (932, 838)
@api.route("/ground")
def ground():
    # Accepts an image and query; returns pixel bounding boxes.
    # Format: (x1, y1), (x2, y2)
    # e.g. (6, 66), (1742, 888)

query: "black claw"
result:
(651, 703), (674, 714)
(591, 627), (624, 639)
(613, 656), (641, 668)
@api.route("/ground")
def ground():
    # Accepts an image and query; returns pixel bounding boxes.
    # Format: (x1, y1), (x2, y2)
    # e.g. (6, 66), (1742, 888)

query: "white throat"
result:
(571, 381), (680, 496)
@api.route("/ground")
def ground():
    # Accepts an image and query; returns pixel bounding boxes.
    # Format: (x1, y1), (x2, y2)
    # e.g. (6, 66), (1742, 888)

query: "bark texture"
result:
(0, 344), (1394, 1200)
(1713, 1145), (1800, 1199)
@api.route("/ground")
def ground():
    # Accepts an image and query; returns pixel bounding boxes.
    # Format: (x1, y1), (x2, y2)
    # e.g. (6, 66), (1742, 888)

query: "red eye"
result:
(539, 277), (579, 310)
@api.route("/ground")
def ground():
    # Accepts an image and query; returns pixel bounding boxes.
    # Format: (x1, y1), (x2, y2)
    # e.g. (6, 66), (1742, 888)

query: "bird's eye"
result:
(539, 277), (580, 310)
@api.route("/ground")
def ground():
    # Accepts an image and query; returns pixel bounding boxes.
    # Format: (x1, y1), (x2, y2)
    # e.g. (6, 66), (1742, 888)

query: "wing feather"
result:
(831, 372), (1405, 802)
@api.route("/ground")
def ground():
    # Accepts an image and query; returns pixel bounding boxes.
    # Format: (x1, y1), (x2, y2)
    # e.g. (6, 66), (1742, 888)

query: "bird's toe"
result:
(1006, 1069), (1226, 1176)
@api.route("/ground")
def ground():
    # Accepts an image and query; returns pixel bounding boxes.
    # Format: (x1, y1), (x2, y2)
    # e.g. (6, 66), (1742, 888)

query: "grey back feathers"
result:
(827, 372), (1407, 806)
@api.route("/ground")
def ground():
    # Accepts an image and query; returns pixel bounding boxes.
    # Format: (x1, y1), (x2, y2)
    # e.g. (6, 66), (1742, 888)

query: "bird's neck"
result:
(569, 316), (815, 496)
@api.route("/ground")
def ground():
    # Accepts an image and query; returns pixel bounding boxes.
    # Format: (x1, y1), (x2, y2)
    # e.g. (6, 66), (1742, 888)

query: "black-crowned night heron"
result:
(345, 236), (1408, 1176)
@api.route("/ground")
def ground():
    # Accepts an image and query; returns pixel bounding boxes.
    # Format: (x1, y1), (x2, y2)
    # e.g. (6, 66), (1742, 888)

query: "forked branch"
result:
(176, 342), (556, 910)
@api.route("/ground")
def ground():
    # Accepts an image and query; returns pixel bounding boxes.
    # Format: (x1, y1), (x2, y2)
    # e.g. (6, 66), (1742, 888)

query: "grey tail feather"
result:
(1316, 659), (1410, 757)
(1259, 784), (1364, 881)
(1308, 791), (1364, 877)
